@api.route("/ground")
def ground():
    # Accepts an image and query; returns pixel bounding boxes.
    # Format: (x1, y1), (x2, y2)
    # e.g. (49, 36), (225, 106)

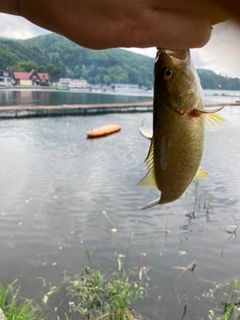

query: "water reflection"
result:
(0, 89), (152, 106)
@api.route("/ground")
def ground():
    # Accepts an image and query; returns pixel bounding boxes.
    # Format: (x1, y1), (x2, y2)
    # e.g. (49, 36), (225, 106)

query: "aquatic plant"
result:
(203, 278), (240, 320)
(0, 279), (44, 320)
(64, 251), (147, 320)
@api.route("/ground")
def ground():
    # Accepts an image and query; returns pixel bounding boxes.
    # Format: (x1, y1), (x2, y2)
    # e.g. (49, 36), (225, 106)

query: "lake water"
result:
(0, 88), (239, 107)
(0, 89), (240, 319)
(0, 88), (152, 106)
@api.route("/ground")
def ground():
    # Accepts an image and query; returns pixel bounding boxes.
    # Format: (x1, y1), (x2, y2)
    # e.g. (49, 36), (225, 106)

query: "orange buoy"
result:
(86, 124), (121, 138)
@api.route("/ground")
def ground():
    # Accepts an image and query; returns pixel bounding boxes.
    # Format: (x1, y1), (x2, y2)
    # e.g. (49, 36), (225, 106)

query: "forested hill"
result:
(0, 33), (154, 87)
(0, 33), (240, 90)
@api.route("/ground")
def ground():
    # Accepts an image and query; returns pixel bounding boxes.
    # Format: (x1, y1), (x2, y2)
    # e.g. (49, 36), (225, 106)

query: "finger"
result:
(64, 9), (212, 50)
(146, 0), (230, 24)
(118, 9), (212, 49)
(211, 0), (240, 22)
(16, 1), (215, 50)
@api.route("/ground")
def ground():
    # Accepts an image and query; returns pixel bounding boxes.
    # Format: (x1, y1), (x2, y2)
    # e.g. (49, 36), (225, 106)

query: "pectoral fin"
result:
(189, 108), (227, 131)
(204, 112), (227, 131)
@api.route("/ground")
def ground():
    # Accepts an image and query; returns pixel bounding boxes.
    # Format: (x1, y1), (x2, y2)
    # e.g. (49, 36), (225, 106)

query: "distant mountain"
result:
(0, 33), (153, 87)
(0, 33), (239, 90)
(197, 68), (216, 75)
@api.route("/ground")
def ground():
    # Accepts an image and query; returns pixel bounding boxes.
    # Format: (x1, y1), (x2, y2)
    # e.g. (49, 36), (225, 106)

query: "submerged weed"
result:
(64, 252), (147, 320)
(203, 278), (240, 320)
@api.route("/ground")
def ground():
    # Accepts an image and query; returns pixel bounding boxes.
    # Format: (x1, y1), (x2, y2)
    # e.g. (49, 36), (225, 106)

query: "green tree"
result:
(38, 65), (46, 73)
(12, 60), (38, 72)
(81, 65), (88, 79)
(60, 65), (66, 78)
(66, 68), (74, 79)
(74, 65), (81, 78)
(103, 74), (111, 85)
(45, 64), (60, 82)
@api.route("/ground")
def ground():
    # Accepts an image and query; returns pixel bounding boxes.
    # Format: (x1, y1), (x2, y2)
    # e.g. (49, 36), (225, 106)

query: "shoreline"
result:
(1, 87), (240, 97)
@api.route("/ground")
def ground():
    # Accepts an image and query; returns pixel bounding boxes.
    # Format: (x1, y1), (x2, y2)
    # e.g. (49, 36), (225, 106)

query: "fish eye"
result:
(163, 67), (173, 80)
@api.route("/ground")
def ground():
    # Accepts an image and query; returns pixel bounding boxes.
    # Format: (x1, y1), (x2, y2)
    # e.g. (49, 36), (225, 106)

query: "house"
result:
(59, 78), (72, 86)
(58, 78), (89, 88)
(68, 79), (89, 88)
(0, 69), (12, 87)
(111, 83), (140, 91)
(13, 70), (49, 86)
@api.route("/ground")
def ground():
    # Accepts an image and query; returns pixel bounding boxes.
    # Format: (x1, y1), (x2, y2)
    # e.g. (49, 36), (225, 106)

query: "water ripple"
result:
(1, 109), (240, 319)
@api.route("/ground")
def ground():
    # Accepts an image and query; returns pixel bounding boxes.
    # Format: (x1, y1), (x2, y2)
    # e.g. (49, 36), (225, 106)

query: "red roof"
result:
(13, 72), (31, 80)
(13, 70), (49, 81)
(38, 73), (49, 81)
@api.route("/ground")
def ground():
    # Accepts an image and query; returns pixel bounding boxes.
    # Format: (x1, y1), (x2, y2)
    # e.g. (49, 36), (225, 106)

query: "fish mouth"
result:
(156, 48), (189, 65)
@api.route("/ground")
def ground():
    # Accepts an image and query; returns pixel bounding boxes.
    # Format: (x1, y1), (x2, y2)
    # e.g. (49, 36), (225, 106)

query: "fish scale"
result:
(153, 105), (204, 204)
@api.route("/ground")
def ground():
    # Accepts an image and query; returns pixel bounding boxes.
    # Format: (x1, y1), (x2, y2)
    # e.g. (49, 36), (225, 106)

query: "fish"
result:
(138, 48), (226, 209)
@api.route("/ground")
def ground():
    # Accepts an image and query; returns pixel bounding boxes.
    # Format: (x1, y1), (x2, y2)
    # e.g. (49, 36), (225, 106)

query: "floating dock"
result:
(0, 102), (153, 119)
(0, 102), (239, 119)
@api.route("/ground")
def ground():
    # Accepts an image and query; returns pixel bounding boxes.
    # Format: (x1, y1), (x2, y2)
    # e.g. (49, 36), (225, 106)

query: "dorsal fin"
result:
(137, 137), (158, 188)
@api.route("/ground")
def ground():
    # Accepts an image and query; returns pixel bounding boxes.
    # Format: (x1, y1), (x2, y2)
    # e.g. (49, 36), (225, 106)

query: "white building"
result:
(59, 78), (72, 86)
(58, 78), (89, 88)
(111, 83), (140, 91)
(69, 79), (89, 88)
(0, 69), (12, 87)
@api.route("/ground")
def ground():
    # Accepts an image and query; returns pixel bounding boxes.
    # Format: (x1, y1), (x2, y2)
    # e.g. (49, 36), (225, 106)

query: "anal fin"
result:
(193, 167), (207, 180)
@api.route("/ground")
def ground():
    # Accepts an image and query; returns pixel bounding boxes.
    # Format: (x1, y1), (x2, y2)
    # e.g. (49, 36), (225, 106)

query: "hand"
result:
(0, 0), (234, 50)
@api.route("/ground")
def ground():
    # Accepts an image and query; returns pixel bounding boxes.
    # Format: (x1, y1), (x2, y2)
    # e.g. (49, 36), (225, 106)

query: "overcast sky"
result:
(0, 13), (239, 78)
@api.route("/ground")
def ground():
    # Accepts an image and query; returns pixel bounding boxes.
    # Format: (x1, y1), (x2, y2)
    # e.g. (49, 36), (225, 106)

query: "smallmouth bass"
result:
(138, 49), (225, 209)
